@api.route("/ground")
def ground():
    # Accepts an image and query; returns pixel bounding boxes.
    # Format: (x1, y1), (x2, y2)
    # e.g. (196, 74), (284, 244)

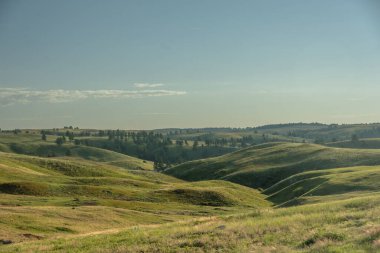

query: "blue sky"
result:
(1, 0), (380, 129)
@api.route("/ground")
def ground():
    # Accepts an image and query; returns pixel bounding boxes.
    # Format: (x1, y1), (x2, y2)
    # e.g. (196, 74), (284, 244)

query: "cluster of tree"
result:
(75, 131), (235, 168)
(55, 136), (66, 145)
(63, 126), (79, 129)
(43, 130), (76, 145)
(13, 129), (22, 135)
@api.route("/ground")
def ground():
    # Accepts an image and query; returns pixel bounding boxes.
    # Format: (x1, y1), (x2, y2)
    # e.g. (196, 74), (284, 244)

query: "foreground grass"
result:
(0, 151), (269, 244)
(3, 194), (380, 252)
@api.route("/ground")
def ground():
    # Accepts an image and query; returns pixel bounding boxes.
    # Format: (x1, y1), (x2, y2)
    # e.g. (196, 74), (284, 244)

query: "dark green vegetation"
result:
(254, 123), (380, 143)
(1, 124), (380, 252)
(327, 138), (380, 149)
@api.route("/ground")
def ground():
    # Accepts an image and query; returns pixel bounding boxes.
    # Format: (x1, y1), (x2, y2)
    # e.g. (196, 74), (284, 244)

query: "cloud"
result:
(134, 83), (164, 88)
(0, 87), (186, 106)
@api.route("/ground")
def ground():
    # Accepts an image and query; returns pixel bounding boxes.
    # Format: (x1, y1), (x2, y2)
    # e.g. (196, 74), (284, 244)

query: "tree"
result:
(351, 134), (359, 142)
(153, 160), (166, 172)
(314, 137), (325, 144)
(192, 140), (199, 150)
(68, 132), (74, 142)
(55, 137), (65, 145)
(41, 132), (47, 141)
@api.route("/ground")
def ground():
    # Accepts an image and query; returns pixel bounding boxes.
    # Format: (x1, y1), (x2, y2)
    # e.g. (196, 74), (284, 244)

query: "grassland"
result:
(327, 138), (380, 149)
(3, 194), (380, 252)
(0, 133), (153, 170)
(0, 151), (269, 245)
(1, 131), (380, 252)
(265, 165), (380, 206)
(254, 123), (380, 142)
(166, 142), (380, 190)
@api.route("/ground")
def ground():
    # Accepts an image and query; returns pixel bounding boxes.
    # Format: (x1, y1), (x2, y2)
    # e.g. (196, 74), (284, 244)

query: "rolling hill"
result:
(4, 193), (380, 252)
(327, 138), (380, 149)
(265, 165), (380, 205)
(0, 151), (269, 244)
(0, 133), (153, 170)
(2, 132), (380, 252)
(165, 142), (380, 191)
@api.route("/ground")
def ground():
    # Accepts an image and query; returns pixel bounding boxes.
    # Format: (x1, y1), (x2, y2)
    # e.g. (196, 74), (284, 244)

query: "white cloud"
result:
(133, 83), (164, 88)
(0, 87), (186, 106)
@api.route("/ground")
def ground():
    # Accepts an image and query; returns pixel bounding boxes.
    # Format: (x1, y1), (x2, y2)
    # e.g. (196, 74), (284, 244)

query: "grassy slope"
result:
(165, 142), (380, 190)
(4, 194), (380, 252)
(265, 166), (380, 205)
(2, 133), (380, 252)
(255, 123), (380, 141)
(173, 130), (303, 143)
(0, 133), (153, 170)
(327, 138), (380, 149)
(0, 152), (269, 244)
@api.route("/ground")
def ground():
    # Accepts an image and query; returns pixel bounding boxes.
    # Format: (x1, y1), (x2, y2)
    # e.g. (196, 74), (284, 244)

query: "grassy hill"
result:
(165, 142), (380, 190)
(254, 123), (380, 142)
(0, 133), (153, 170)
(327, 138), (380, 149)
(2, 132), (380, 252)
(4, 193), (380, 252)
(265, 165), (380, 206)
(0, 151), (269, 244)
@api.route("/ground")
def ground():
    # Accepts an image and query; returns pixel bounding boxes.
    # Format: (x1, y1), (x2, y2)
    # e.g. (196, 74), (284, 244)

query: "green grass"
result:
(327, 138), (380, 149)
(265, 166), (380, 206)
(1, 133), (380, 252)
(3, 193), (380, 252)
(0, 133), (153, 170)
(0, 151), (269, 244)
(165, 142), (380, 190)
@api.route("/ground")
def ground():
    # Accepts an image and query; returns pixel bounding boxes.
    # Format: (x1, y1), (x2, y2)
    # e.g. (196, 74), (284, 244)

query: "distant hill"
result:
(165, 142), (380, 190)
(0, 133), (153, 170)
(327, 138), (380, 149)
(254, 123), (380, 142)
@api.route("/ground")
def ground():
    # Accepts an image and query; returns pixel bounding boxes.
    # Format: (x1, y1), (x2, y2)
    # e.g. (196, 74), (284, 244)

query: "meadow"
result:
(1, 127), (380, 252)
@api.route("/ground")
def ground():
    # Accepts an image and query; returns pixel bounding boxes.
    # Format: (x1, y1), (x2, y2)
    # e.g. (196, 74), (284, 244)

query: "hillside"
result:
(327, 138), (380, 149)
(0, 133), (153, 170)
(254, 123), (380, 142)
(2, 134), (380, 252)
(0, 151), (269, 244)
(165, 142), (380, 190)
(265, 165), (380, 205)
(4, 194), (380, 252)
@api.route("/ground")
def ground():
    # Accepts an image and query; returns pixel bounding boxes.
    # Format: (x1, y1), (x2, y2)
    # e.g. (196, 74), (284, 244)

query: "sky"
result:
(1, 0), (380, 129)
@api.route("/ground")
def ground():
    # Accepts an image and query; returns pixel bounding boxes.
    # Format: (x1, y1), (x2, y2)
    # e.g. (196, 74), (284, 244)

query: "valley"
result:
(1, 125), (380, 252)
